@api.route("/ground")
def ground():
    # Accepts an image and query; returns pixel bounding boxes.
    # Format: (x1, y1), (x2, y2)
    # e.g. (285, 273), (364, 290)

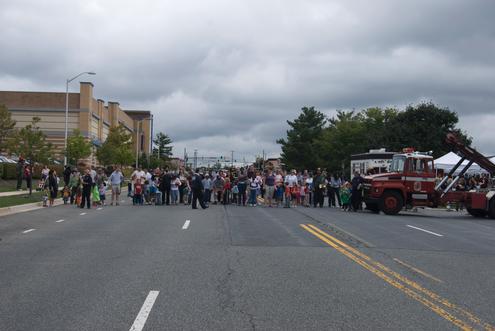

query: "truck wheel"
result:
(488, 199), (495, 219)
(366, 203), (380, 214)
(380, 191), (403, 215)
(467, 208), (487, 218)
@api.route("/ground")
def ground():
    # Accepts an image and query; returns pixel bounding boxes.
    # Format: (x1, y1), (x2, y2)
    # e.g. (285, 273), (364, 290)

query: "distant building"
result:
(264, 157), (283, 171)
(350, 149), (396, 176)
(0, 82), (152, 166)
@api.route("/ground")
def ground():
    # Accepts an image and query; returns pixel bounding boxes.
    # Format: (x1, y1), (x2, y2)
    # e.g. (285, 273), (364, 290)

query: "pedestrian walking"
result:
(191, 170), (207, 209)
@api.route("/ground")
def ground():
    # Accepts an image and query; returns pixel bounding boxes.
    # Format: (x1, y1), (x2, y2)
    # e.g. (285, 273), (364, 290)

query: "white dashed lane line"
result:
(80, 212), (87, 216)
(56, 219), (65, 223)
(22, 229), (36, 234)
(97, 207), (103, 210)
(129, 290), (160, 331)
(406, 224), (444, 237)
(182, 220), (190, 230)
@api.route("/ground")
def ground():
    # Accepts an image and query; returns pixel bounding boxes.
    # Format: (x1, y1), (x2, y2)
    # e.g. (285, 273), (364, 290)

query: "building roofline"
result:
(0, 90), (79, 95)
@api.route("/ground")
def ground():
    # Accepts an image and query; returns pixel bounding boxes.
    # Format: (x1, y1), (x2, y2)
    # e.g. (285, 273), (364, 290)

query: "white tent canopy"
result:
(434, 152), (495, 174)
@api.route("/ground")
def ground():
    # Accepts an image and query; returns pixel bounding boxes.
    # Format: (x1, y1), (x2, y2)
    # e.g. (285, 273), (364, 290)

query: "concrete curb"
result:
(0, 199), (64, 218)
(0, 188), (128, 218)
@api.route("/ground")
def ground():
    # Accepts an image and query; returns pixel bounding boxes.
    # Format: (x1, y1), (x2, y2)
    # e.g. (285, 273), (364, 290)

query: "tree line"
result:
(0, 104), (173, 168)
(277, 102), (471, 175)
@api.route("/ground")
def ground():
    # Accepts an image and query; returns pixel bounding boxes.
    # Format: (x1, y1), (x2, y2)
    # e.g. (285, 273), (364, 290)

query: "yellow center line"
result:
(301, 224), (493, 331)
(393, 258), (444, 284)
(304, 224), (494, 331)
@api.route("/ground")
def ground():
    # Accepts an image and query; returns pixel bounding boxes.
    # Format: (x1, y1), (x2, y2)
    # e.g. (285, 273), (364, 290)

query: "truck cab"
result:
(364, 150), (436, 215)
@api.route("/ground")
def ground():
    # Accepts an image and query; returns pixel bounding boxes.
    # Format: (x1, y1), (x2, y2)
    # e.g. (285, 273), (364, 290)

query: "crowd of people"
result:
(127, 166), (366, 211)
(35, 165), (124, 209)
(27, 163), (495, 212)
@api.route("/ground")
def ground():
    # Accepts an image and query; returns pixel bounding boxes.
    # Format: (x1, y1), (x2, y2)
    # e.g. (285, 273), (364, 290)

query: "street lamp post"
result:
(64, 71), (96, 166)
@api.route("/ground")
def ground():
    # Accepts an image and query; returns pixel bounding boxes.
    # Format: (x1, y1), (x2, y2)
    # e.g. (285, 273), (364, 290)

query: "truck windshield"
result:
(390, 156), (406, 173)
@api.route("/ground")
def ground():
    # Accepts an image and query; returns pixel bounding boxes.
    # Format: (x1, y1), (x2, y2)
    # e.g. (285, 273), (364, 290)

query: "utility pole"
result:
(262, 149), (265, 171)
(231, 150), (234, 168)
(193, 149), (198, 170)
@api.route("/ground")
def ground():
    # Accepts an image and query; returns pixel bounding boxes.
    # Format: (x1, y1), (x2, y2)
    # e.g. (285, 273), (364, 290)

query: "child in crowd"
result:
(92, 184), (101, 207)
(232, 182), (239, 205)
(300, 182), (307, 207)
(133, 182), (144, 205)
(340, 182), (351, 211)
(42, 187), (49, 207)
(75, 186), (82, 207)
(99, 183), (106, 206)
(62, 186), (70, 205)
(284, 182), (291, 208)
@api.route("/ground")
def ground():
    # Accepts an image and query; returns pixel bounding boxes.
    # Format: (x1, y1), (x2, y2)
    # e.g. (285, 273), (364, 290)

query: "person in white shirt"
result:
(145, 170), (152, 182)
(131, 167), (146, 185)
(286, 169), (298, 188)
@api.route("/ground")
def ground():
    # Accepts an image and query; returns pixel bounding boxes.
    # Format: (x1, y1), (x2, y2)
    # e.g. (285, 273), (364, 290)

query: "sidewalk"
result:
(0, 188), (128, 218)
(0, 189), (33, 198)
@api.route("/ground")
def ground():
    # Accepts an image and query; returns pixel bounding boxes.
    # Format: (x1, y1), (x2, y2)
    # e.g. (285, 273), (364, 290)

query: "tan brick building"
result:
(0, 82), (152, 166)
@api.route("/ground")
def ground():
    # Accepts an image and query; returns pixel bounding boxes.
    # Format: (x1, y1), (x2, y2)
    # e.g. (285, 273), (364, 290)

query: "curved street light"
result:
(64, 71), (96, 166)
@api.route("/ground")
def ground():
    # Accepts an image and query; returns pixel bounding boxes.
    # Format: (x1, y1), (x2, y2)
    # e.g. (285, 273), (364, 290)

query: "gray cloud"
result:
(1, 0), (494, 158)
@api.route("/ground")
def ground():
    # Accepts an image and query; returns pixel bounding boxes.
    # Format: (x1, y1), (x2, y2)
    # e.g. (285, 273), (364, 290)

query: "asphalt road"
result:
(0, 199), (494, 330)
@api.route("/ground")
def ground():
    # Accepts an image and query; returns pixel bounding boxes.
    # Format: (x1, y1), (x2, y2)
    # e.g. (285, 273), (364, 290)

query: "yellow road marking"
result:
(393, 258), (444, 284)
(301, 224), (494, 331)
(304, 224), (494, 331)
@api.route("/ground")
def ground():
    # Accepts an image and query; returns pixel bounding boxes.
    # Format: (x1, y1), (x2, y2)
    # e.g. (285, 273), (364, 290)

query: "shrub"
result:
(2, 163), (17, 179)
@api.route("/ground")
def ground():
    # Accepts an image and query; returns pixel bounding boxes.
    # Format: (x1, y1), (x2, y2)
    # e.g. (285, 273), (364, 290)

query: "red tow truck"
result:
(363, 133), (495, 218)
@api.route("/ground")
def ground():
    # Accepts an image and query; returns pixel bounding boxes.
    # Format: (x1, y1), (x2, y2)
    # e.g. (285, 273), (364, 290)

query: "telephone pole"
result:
(193, 149), (198, 170)
(231, 150), (234, 167)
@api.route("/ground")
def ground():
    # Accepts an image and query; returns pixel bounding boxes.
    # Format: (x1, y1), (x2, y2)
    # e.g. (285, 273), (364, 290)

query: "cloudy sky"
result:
(1, 0), (494, 160)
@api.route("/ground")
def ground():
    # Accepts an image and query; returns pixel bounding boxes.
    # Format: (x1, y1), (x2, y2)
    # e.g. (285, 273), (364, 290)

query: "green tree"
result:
(385, 102), (471, 157)
(152, 132), (173, 161)
(9, 117), (53, 164)
(66, 129), (92, 165)
(318, 111), (367, 174)
(0, 104), (16, 151)
(276, 106), (327, 170)
(96, 125), (134, 166)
